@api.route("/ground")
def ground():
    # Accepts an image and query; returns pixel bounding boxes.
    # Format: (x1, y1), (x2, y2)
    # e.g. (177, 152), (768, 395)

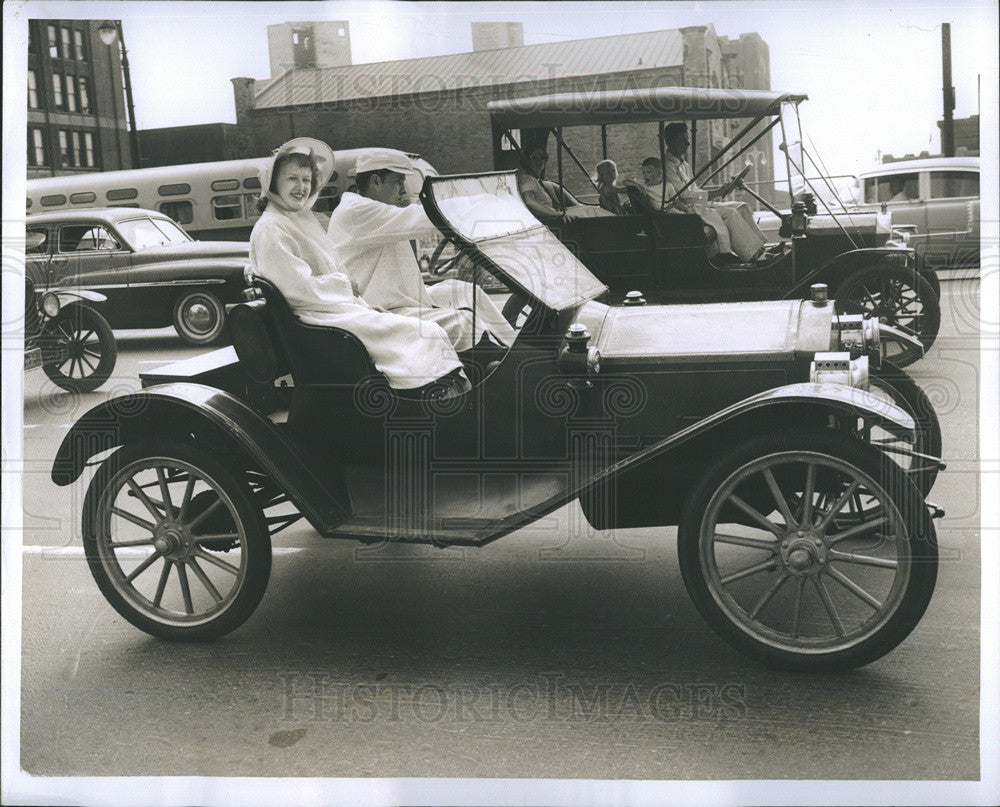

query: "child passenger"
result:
(595, 159), (630, 215)
(248, 138), (468, 393)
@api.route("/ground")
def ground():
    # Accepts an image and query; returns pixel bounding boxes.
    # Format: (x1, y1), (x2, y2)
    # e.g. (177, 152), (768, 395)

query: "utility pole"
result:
(941, 23), (955, 158)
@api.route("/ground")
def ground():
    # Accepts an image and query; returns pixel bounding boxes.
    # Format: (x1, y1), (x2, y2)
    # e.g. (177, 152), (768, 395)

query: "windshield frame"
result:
(116, 215), (193, 250)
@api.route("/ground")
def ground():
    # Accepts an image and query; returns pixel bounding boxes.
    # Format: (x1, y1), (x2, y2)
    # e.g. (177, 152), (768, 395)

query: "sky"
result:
(13, 0), (996, 177)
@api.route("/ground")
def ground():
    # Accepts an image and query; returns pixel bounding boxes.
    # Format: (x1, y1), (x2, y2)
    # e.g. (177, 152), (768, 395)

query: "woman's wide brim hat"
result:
(259, 138), (337, 207)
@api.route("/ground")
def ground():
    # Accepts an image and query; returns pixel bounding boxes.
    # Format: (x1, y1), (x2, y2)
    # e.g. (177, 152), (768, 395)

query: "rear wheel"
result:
(83, 439), (271, 640)
(173, 289), (226, 345)
(41, 304), (117, 393)
(678, 429), (937, 672)
(835, 264), (941, 367)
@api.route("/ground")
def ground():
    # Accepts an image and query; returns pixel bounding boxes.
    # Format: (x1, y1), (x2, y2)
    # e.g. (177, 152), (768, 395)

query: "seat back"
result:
(250, 277), (381, 388)
(228, 298), (288, 385)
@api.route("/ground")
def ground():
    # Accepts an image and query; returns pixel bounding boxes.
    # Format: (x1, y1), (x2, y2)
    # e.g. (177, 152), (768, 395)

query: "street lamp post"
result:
(98, 20), (140, 169)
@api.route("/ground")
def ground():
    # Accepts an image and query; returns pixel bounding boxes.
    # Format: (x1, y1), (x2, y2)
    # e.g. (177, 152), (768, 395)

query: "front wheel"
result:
(83, 439), (271, 640)
(173, 289), (227, 345)
(678, 429), (937, 672)
(41, 304), (117, 393)
(835, 264), (941, 368)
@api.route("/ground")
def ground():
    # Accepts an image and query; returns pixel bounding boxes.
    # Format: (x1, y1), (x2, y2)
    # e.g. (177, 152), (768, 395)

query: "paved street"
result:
(15, 279), (985, 780)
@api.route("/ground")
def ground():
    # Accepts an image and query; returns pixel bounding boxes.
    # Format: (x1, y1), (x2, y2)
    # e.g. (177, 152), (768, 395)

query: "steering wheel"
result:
(715, 164), (753, 198)
(426, 239), (461, 276)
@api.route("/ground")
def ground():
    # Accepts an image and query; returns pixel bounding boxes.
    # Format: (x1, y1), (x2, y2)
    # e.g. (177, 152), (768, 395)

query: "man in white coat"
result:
(328, 149), (516, 354)
(661, 122), (767, 262)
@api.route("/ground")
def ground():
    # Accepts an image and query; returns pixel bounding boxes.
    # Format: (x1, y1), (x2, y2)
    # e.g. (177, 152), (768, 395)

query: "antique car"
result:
(854, 155), (980, 273)
(52, 172), (943, 672)
(481, 86), (940, 368)
(24, 275), (116, 393)
(25, 208), (249, 345)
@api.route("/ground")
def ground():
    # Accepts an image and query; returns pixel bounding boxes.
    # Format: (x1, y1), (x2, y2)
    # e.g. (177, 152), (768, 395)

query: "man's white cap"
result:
(349, 148), (418, 177)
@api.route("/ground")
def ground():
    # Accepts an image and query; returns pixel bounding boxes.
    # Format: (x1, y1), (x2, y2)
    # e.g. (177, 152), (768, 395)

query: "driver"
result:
(661, 122), (767, 261)
(328, 149), (515, 353)
(249, 138), (468, 394)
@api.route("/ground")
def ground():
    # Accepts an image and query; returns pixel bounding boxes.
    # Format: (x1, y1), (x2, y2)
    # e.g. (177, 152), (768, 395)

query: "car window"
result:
(25, 227), (48, 254)
(58, 224), (122, 253)
(865, 173), (919, 203)
(117, 217), (189, 249)
(929, 170), (979, 199)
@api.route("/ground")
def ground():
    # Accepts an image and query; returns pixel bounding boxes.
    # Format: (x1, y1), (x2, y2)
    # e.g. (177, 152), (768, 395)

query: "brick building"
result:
(230, 24), (774, 200)
(137, 122), (249, 167)
(27, 19), (133, 178)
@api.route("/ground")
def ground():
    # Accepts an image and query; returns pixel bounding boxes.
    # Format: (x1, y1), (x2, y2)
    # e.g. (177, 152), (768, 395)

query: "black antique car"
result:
(484, 87), (940, 368)
(52, 173), (943, 672)
(24, 275), (116, 393)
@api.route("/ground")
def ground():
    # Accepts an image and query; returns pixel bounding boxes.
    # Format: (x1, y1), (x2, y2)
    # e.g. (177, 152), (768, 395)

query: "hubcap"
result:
(185, 301), (214, 332)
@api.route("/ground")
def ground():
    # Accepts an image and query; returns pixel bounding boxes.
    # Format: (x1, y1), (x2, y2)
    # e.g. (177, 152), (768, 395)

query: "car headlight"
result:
(810, 352), (869, 389)
(41, 292), (60, 318)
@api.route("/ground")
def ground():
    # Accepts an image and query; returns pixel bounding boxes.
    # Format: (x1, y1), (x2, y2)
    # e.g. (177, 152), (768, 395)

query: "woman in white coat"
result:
(248, 138), (467, 392)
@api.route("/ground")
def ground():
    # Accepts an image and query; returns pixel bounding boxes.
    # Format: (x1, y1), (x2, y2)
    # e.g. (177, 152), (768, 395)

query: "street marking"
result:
(22, 545), (306, 556)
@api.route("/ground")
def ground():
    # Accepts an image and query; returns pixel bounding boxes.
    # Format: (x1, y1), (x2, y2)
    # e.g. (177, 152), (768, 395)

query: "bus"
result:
(26, 148), (438, 242)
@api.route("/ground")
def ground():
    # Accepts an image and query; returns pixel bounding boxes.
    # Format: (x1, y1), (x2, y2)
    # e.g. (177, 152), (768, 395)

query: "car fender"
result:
(51, 382), (349, 533)
(785, 246), (917, 298)
(51, 288), (108, 305)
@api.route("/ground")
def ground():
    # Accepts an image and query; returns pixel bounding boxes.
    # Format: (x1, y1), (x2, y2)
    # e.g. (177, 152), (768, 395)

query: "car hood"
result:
(131, 240), (249, 264)
(575, 299), (834, 366)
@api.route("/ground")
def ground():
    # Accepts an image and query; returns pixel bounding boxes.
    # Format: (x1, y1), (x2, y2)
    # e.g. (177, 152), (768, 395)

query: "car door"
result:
(53, 222), (132, 318)
(861, 171), (929, 238)
(923, 169), (980, 268)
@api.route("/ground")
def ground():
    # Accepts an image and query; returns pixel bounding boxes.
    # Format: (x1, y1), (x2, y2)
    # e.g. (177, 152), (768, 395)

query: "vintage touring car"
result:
(480, 86), (940, 368)
(52, 172), (943, 671)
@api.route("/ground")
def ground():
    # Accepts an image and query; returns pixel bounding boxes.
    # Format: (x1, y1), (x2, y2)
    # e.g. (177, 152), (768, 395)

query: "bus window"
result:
(41, 194), (67, 207)
(106, 187), (138, 201)
(212, 179), (240, 192)
(313, 183), (341, 213)
(70, 191), (96, 204)
(158, 183), (191, 197)
(159, 200), (194, 225)
(243, 177), (261, 190)
(27, 198), (32, 209)
(212, 195), (243, 221)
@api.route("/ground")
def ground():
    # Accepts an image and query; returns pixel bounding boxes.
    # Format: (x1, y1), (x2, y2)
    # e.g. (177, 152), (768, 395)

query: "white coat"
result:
(328, 192), (516, 352)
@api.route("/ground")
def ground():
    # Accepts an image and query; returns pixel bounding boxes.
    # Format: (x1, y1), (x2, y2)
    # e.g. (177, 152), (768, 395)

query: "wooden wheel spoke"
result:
(828, 515), (889, 545)
(828, 549), (898, 569)
(188, 497), (224, 532)
(178, 475), (196, 520)
(825, 566), (883, 610)
(110, 506), (157, 533)
(713, 532), (778, 552)
(187, 558), (223, 602)
(801, 463), (816, 527)
(727, 494), (784, 537)
(125, 550), (163, 582)
(156, 468), (175, 518)
(720, 557), (779, 585)
(813, 574), (845, 637)
(176, 562), (194, 614)
(110, 537), (155, 548)
(153, 560), (172, 607)
(762, 468), (796, 527)
(815, 480), (862, 531)
(127, 478), (166, 523)
(193, 547), (240, 575)
(748, 572), (790, 619)
(790, 577), (807, 639)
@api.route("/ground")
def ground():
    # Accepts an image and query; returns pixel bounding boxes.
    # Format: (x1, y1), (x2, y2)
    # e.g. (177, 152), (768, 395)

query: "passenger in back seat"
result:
(249, 138), (469, 395)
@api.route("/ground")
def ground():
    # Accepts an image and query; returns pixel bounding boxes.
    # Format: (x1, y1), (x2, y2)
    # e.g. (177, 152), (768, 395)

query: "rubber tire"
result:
(83, 439), (271, 641)
(835, 264), (941, 367)
(173, 289), (227, 345)
(678, 428), (937, 672)
(868, 361), (942, 497)
(42, 304), (117, 393)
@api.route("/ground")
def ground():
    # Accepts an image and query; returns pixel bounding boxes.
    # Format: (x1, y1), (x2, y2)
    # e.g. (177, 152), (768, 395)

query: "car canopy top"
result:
(488, 87), (808, 129)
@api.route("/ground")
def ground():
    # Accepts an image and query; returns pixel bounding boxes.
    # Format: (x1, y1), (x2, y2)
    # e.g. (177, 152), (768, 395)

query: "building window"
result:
(78, 76), (90, 112)
(65, 75), (77, 112)
(28, 129), (47, 167)
(158, 200), (194, 225)
(71, 131), (83, 166)
(83, 132), (95, 167)
(48, 24), (58, 58)
(74, 29), (86, 61)
(58, 130), (69, 165)
(52, 73), (64, 110)
(28, 69), (39, 108)
(61, 27), (72, 59)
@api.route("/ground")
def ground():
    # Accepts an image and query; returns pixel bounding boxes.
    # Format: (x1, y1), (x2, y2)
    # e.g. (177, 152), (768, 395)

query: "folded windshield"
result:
(422, 172), (607, 313)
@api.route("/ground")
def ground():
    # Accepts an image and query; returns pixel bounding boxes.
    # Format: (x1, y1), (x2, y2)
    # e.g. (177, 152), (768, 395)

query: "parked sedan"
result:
(25, 208), (249, 345)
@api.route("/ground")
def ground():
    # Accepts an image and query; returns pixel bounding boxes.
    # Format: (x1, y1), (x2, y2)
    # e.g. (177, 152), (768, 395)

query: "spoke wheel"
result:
(678, 430), (937, 671)
(173, 290), (226, 345)
(83, 440), (270, 640)
(835, 264), (941, 367)
(41, 305), (116, 393)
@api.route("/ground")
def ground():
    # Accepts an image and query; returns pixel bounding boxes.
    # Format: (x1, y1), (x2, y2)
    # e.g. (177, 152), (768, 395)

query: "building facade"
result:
(27, 19), (132, 178)
(137, 122), (248, 167)
(230, 24), (775, 202)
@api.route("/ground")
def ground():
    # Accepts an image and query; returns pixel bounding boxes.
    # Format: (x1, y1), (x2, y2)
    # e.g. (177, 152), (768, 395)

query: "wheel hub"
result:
(185, 302), (213, 331)
(66, 339), (85, 359)
(153, 525), (193, 560)
(779, 530), (828, 575)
